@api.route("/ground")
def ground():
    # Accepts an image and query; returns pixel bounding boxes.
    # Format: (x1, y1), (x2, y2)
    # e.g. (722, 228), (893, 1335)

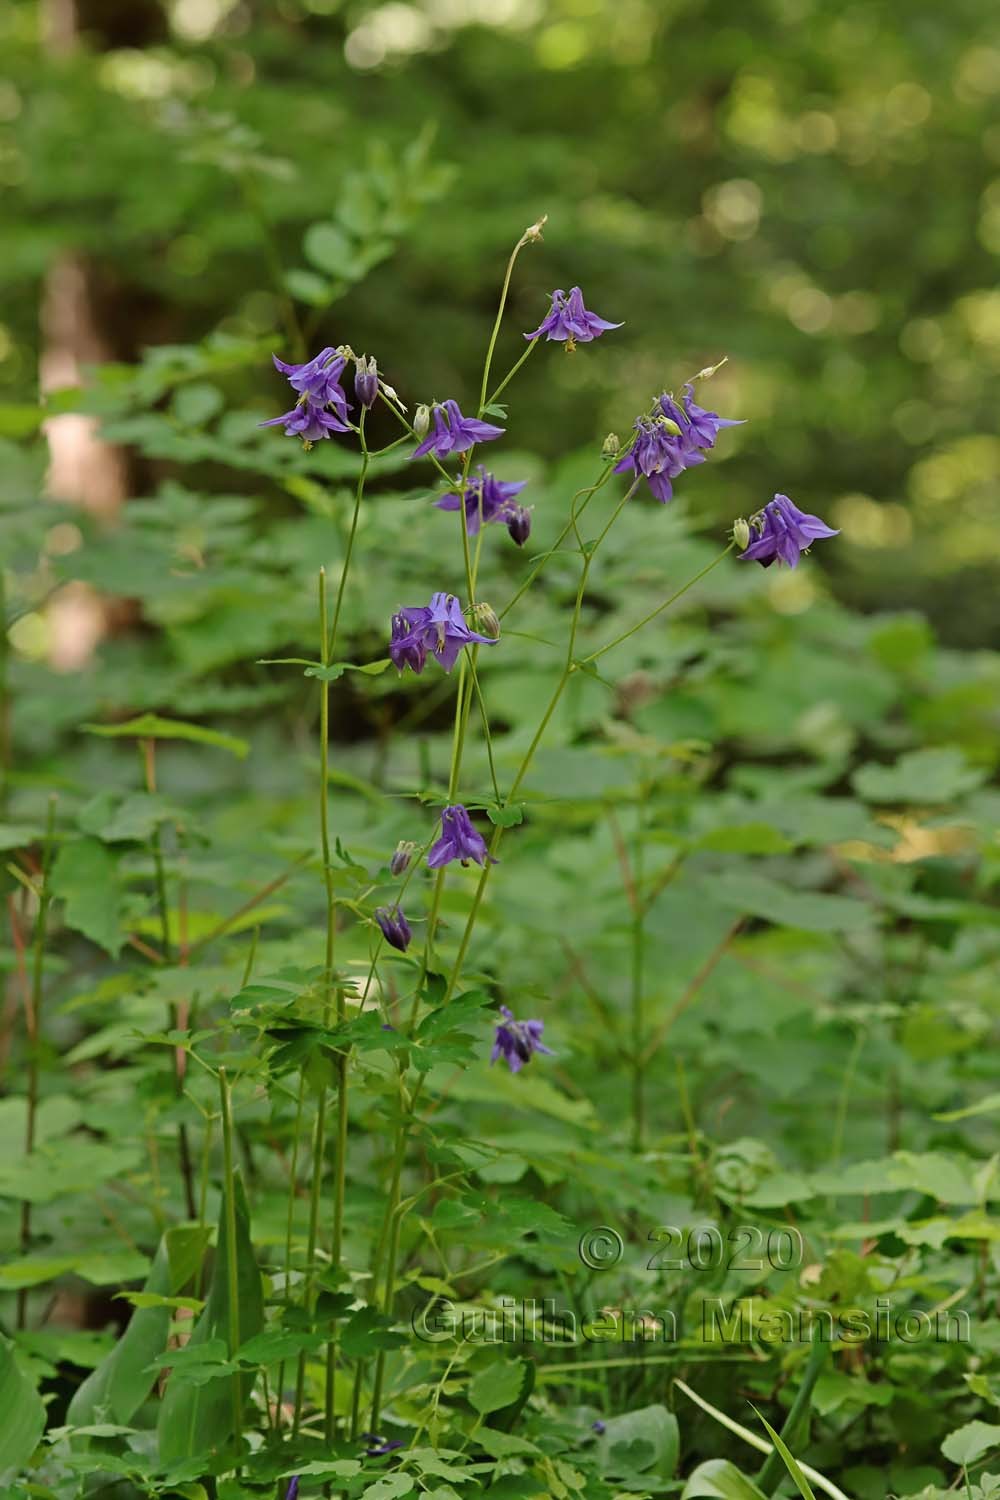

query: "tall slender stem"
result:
(478, 224), (541, 414)
(17, 795), (56, 1330)
(630, 790), (646, 1153)
(0, 565), (10, 818)
(580, 545), (734, 665)
(218, 1068), (243, 1468)
(327, 411), (368, 660)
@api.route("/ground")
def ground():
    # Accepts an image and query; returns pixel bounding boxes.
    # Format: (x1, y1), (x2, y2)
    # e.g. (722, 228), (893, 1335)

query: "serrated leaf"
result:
(50, 837), (125, 956)
(467, 1358), (528, 1415)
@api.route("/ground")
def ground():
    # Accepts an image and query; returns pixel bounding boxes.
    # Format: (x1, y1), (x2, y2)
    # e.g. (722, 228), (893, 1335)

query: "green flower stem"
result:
(630, 792), (647, 1153)
(478, 224), (542, 414)
(218, 1067), (244, 1469)
(0, 565), (9, 817)
(485, 337), (537, 411)
(441, 496), (731, 1007)
(274, 1072), (306, 1436)
(579, 543), (734, 665)
(497, 459), (619, 622)
(368, 1081), (410, 1434)
(16, 795), (56, 1332)
(327, 409), (369, 661)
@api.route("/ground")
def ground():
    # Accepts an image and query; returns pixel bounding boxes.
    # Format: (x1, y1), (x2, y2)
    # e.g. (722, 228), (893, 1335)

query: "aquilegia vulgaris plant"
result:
(245, 214), (838, 1478)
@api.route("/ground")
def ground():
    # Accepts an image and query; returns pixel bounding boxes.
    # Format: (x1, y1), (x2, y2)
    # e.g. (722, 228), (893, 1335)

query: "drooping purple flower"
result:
(435, 466), (527, 534)
(273, 347), (348, 408)
(284, 1480), (300, 1500)
(506, 505), (532, 547)
(427, 805), (496, 869)
(259, 397), (351, 443)
(355, 354), (379, 410)
(490, 1005), (553, 1074)
(375, 906), (412, 953)
(592, 1420), (606, 1435)
(613, 416), (705, 504)
(659, 383), (744, 450)
(411, 399), (504, 460)
(525, 287), (622, 346)
(362, 1433), (405, 1457)
(739, 493), (839, 568)
(389, 593), (498, 675)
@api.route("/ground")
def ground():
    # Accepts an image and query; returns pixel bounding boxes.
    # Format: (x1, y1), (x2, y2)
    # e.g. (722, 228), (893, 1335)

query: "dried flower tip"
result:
(524, 214), (548, 242)
(693, 356), (729, 382)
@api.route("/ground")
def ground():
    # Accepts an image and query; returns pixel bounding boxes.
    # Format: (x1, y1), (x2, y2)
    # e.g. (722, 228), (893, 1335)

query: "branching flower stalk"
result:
(256, 222), (838, 1458)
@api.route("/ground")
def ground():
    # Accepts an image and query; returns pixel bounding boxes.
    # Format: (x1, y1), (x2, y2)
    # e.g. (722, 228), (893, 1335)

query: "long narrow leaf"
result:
(0, 1336), (45, 1472)
(157, 1175), (263, 1465)
(67, 1225), (209, 1429)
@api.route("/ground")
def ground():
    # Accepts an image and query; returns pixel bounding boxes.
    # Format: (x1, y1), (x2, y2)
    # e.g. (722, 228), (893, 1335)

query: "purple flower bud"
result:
(592, 1420), (606, 1434)
(506, 505), (532, 547)
(390, 840), (416, 876)
(362, 1433), (405, 1457)
(375, 906), (412, 953)
(284, 1480), (300, 1500)
(355, 354), (378, 410)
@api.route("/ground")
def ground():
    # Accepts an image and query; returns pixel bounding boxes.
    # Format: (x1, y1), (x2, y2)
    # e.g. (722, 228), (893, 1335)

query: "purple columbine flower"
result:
(739, 493), (839, 569)
(355, 354), (379, 410)
(411, 399), (504, 460)
(491, 1004), (553, 1073)
(659, 383), (744, 450)
(613, 416), (705, 504)
(525, 286), (622, 346)
(284, 1479), (300, 1500)
(389, 593), (498, 675)
(259, 397), (351, 444)
(435, 466), (527, 535)
(362, 1434), (404, 1457)
(427, 805), (496, 869)
(375, 906), (412, 953)
(273, 347), (348, 407)
(592, 1420), (606, 1435)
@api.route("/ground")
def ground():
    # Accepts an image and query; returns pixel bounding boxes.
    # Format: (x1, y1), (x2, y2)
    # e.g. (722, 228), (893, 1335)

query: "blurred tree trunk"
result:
(39, 0), (165, 666)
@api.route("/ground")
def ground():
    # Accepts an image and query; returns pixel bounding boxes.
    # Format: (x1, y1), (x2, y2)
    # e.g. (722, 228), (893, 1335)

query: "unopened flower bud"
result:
(389, 839), (416, 876)
(732, 517), (751, 550)
(601, 433), (620, 458)
(375, 906), (411, 953)
(472, 602), (501, 639)
(506, 505), (532, 547)
(413, 404), (431, 439)
(657, 415), (682, 437)
(354, 354), (378, 410)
